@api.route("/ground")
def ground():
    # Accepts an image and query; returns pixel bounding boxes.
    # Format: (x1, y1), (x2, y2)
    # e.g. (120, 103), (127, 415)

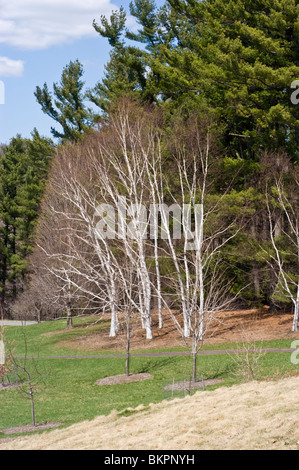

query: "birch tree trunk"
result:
(109, 280), (119, 337)
(292, 299), (299, 332)
(266, 180), (299, 333)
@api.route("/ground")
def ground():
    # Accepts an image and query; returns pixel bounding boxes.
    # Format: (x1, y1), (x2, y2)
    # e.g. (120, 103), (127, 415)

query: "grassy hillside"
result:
(1, 375), (299, 450)
(0, 312), (299, 446)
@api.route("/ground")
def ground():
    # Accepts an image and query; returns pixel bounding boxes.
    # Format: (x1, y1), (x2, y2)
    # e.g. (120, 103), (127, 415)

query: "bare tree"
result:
(230, 321), (266, 382)
(12, 331), (46, 427)
(31, 101), (245, 382)
(90, 109), (154, 339)
(36, 102), (158, 340)
(114, 257), (141, 376)
(265, 174), (299, 332)
(34, 171), (112, 328)
(146, 117), (244, 381)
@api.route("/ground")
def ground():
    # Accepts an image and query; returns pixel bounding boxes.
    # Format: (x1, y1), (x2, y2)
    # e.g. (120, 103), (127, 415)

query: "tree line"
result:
(0, 132), (53, 318)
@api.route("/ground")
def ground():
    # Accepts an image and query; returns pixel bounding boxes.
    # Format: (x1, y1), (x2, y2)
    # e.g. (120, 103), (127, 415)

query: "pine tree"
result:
(87, 47), (148, 112)
(35, 60), (94, 142)
(89, 1), (169, 111)
(155, 0), (299, 159)
(0, 132), (53, 315)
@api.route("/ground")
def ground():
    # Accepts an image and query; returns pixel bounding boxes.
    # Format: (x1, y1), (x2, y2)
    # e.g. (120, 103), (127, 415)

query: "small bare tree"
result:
(116, 263), (141, 376)
(230, 321), (266, 382)
(12, 332), (46, 427)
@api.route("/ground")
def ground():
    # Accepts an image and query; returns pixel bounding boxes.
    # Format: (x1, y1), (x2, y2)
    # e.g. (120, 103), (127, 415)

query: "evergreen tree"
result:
(89, 1), (168, 111)
(87, 46), (148, 112)
(92, 6), (127, 47)
(93, 0), (299, 159)
(35, 60), (94, 142)
(155, 0), (299, 159)
(0, 132), (53, 315)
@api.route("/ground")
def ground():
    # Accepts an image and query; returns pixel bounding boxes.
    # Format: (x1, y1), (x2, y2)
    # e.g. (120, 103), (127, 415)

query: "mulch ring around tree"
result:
(164, 378), (224, 391)
(2, 422), (62, 435)
(96, 373), (153, 386)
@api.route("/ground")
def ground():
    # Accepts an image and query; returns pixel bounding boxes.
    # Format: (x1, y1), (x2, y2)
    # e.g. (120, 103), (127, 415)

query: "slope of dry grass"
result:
(1, 375), (299, 450)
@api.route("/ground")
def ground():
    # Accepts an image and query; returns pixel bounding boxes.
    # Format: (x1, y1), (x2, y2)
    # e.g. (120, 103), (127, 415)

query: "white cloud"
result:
(0, 0), (119, 49)
(0, 56), (24, 76)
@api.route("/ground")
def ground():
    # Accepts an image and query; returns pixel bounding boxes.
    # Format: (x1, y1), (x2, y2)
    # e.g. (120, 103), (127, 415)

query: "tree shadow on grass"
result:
(136, 357), (177, 375)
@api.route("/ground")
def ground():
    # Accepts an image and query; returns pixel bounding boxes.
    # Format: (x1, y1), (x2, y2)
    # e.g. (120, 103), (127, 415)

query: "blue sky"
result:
(0, 0), (165, 144)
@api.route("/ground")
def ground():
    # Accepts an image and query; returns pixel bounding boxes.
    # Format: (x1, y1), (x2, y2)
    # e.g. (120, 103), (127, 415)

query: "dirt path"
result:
(0, 320), (37, 326)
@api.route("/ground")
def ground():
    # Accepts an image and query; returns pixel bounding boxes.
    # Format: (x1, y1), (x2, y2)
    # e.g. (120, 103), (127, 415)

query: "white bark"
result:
(37, 104), (241, 361)
(265, 181), (299, 333)
(292, 299), (299, 332)
(146, 124), (240, 362)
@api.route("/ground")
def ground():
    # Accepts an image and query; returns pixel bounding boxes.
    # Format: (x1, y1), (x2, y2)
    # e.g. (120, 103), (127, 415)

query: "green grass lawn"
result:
(1, 317), (299, 438)
(3, 316), (113, 357)
(4, 315), (298, 357)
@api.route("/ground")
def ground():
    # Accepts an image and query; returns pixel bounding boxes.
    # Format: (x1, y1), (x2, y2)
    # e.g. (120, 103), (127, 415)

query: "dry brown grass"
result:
(1, 376), (299, 450)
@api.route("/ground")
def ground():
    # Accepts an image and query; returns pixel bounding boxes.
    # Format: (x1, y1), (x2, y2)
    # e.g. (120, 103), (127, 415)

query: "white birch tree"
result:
(32, 101), (246, 377)
(35, 101), (157, 339)
(146, 117), (244, 380)
(265, 176), (299, 332)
